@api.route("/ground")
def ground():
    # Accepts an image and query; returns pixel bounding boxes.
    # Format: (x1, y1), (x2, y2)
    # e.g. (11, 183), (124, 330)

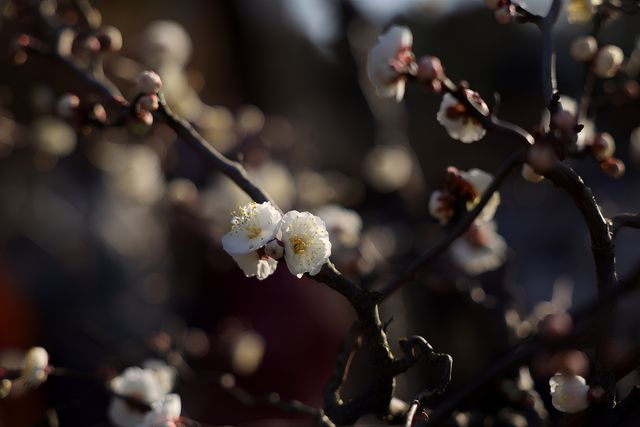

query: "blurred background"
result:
(0, 0), (639, 425)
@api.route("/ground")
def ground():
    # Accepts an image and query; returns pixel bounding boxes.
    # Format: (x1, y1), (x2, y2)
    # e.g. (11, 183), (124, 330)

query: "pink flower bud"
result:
(600, 157), (625, 178)
(138, 109), (154, 127)
(56, 93), (80, 118)
(83, 36), (101, 52)
(417, 55), (444, 83)
(136, 70), (162, 94)
(589, 132), (615, 161)
(97, 26), (123, 52)
(89, 103), (107, 123)
(138, 94), (159, 112)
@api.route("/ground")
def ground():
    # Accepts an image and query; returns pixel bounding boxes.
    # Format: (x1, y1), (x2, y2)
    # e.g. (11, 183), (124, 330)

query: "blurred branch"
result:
(611, 213), (640, 237)
(425, 263), (640, 425)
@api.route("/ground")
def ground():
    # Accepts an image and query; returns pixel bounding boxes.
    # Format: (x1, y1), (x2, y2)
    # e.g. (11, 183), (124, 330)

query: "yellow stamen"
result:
(290, 236), (307, 254)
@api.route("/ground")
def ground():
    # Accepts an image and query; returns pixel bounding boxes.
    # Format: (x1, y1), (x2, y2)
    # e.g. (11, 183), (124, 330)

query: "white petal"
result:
(221, 202), (282, 255)
(231, 252), (277, 280)
(281, 211), (332, 277)
(367, 26), (412, 99)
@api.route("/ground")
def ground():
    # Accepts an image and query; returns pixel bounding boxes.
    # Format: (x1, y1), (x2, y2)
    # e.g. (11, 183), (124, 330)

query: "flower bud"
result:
(600, 157), (625, 178)
(589, 132), (615, 161)
(136, 70), (162, 94)
(89, 103), (107, 123)
(594, 45), (624, 78)
(56, 93), (80, 118)
(138, 94), (159, 112)
(138, 109), (154, 127)
(417, 55), (444, 83)
(521, 164), (544, 183)
(570, 36), (598, 62)
(264, 239), (284, 259)
(83, 35), (101, 52)
(495, 5), (515, 24)
(97, 26), (123, 52)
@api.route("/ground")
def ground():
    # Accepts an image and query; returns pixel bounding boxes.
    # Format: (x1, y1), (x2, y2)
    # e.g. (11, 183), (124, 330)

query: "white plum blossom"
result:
(108, 367), (168, 427)
(459, 169), (501, 222)
(437, 92), (489, 143)
(549, 373), (590, 413)
(139, 394), (182, 427)
(22, 347), (49, 388)
(280, 211), (332, 278)
(450, 220), (507, 276)
(367, 25), (414, 102)
(570, 36), (598, 62)
(231, 251), (278, 280)
(221, 202), (282, 255)
(315, 204), (362, 249)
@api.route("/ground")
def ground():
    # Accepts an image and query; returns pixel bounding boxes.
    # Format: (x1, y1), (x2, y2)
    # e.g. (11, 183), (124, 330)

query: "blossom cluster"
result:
(222, 202), (331, 280)
(109, 360), (180, 427)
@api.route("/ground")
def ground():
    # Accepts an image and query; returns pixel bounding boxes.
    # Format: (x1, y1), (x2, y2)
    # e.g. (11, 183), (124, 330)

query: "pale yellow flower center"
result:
(246, 224), (262, 239)
(290, 236), (307, 254)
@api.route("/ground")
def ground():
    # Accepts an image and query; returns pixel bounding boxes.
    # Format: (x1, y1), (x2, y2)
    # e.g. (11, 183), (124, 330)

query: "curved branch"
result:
(611, 213), (640, 238)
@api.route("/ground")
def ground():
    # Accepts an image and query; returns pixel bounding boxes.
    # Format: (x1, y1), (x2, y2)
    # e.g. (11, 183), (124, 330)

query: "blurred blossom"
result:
(31, 116), (76, 157)
(184, 328), (210, 358)
(109, 366), (172, 427)
(140, 20), (192, 69)
(22, 347), (49, 389)
(196, 105), (236, 153)
(142, 359), (177, 395)
(165, 178), (198, 208)
(449, 220), (507, 276)
(140, 394), (181, 427)
(367, 25), (414, 102)
(358, 225), (396, 273)
(236, 105), (265, 136)
(363, 145), (412, 192)
(549, 373), (590, 413)
(249, 161), (296, 211)
(315, 204), (362, 249)
(296, 169), (335, 207)
(231, 330), (266, 376)
(106, 144), (165, 205)
(0, 114), (18, 157)
(566, 0), (601, 24)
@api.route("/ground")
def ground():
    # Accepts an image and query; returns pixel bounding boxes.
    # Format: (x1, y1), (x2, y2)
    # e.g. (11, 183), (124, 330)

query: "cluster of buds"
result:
(485, 0), (516, 24)
(134, 71), (162, 128)
(429, 167), (499, 225)
(55, 93), (107, 126)
(583, 132), (625, 178)
(571, 37), (624, 78)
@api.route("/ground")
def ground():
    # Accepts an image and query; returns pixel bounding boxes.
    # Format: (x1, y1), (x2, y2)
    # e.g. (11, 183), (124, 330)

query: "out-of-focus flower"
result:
(549, 373), (590, 413)
(367, 25), (415, 102)
(230, 330), (266, 376)
(417, 55), (444, 92)
(459, 168), (500, 222)
(429, 190), (455, 224)
(315, 204), (362, 249)
(567, 0), (602, 24)
(108, 367), (167, 427)
(571, 36), (598, 62)
(231, 251), (278, 280)
(140, 20), (192, 69)
(280, 211), (331, 278)
(32, 117), (77, 157)
(437, 92), (489, 143)
(600, 157), (625, 178)
(589, 132), (615, 161)
(22, 347), (49, 388)
(136, 71), (162, 95)
(450, 220), (507, 275)
(248, 162), (296, 212)
(521, 164), (544, 183)
(141, 360), (176, 396)
(107, 144), (165, 205)
(139, 394), (181, 427)
(363, 145), (413, 193)
(138, 94), (159, 113)
(594, 45), (624, 78)
(221, 202), (282, 255)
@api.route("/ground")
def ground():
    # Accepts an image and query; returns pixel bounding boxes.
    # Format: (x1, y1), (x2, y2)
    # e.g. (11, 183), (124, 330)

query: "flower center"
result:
(246, 224), (262, 239)
(290, 236), (307, 254)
